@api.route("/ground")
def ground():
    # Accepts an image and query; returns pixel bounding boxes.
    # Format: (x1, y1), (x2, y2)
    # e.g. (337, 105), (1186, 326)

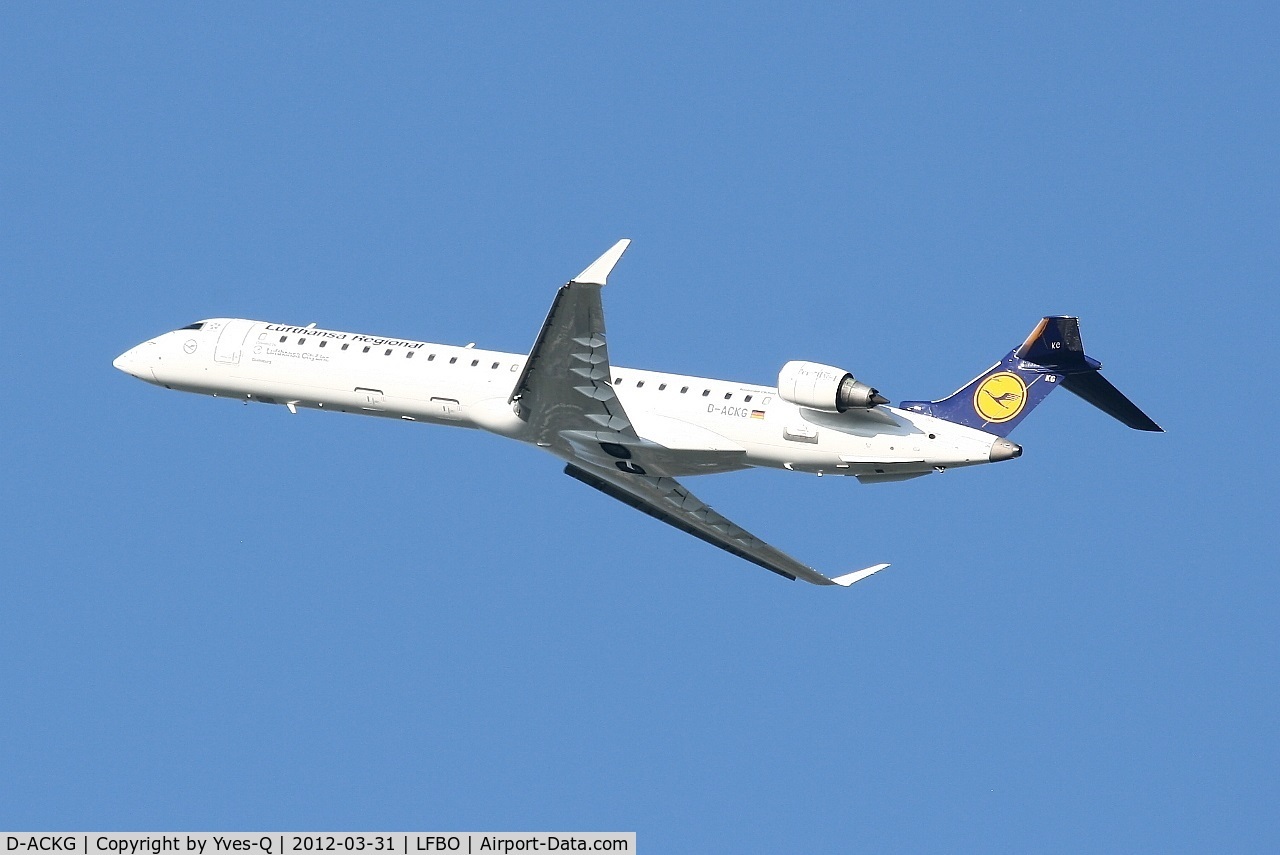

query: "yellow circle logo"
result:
(974, 372), (1027, 423)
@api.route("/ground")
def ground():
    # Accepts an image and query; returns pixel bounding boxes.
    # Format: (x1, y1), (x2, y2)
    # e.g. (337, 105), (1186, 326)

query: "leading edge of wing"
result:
(564, 463), (889, 587)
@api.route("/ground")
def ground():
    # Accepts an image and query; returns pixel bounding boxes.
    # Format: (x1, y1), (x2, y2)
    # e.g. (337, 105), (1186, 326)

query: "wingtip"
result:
(830, 563), (891, 587)
(572, 239), (631, 286)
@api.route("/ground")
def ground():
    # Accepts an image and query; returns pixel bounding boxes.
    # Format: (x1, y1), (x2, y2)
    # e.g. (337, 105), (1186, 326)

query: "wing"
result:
(511, 238), (745, 477)
(509, 239), (637, 445)
(515, 240), (889, 587)
(565, 462), (888, 587)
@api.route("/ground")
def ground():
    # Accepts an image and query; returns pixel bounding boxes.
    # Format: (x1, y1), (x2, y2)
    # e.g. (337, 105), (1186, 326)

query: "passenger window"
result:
(471, 359), (479, 367)
(428, 354), (435, 361)
(744, 394), (752, 402)
(680, 386), (688, 394)
(702, 389), (710, 397)
(449, 356), (458, 364)
(362, 346), (371, 353)
(491, 362), (499, 369)
(406, 351), (414, 359)
(385, 349), (392, 356)
(659, 383), (667, 391)
(279, 336), (287, 343)
(724, 393), (732, 400)
(341, 343), (349, 351)
(298, 338), (305, 345)
(636, 381), (644, 388)
(319, 340), (326, 348)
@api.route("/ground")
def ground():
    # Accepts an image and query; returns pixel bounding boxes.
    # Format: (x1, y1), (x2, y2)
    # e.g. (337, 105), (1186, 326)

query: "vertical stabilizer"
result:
(899, 316), (1162, 436)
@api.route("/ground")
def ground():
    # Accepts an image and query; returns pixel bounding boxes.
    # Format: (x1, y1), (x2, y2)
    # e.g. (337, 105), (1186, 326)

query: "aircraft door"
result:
(213, 319), (255, 365)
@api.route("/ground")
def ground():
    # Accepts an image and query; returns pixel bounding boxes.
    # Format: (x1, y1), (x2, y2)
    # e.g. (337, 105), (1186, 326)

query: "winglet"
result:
(572, 239), (631, 286)
(830, 563), (891, 587)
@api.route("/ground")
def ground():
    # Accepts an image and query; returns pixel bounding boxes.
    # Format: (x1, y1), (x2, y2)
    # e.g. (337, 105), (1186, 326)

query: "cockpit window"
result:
(180, 323), (204, 331)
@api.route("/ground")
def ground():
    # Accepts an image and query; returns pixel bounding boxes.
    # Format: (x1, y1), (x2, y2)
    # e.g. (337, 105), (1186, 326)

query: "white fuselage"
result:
(114, 318), (1008, 479)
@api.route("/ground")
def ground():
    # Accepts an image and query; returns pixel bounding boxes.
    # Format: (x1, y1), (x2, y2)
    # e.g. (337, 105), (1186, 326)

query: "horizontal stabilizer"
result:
(1062, 371), (1163, 432)
(1015, 316), (1089, 368)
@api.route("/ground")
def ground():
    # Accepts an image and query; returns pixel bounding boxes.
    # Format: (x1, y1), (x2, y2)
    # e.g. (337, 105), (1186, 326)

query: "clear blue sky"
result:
(2, 3), (1277, 851)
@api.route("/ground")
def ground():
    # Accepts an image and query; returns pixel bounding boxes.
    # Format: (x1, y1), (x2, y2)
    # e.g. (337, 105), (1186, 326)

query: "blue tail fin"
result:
(899, 317), (1162, 436)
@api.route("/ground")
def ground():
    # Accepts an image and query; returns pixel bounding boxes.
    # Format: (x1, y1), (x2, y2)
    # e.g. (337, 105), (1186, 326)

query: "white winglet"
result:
(572, 239), (631, 285)
(830, 563), (891, 587)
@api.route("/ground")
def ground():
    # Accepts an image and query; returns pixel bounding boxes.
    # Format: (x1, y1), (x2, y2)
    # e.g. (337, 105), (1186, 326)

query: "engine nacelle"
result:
(777, 361), (887, 412)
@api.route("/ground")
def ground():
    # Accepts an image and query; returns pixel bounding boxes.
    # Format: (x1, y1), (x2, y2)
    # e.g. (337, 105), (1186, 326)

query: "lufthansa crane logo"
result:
(974, 371), (1027, 423)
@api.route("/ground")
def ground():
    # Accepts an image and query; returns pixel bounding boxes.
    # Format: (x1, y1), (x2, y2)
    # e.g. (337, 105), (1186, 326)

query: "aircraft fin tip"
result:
(831, 563), (891, 587)
(572, 239), (631, 285)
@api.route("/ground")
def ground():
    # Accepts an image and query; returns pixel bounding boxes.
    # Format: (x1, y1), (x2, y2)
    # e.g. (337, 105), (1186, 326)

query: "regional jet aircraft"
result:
(114, 240), (1161, 586)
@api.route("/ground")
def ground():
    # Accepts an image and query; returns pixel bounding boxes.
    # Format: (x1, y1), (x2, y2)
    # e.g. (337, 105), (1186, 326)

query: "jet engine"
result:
(777, 361), (888, 412)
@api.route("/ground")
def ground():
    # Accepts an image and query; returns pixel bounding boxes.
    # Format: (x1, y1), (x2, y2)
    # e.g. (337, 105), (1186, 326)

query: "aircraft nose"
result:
(989, 438), (1023, 462)
(113, 347), (148, 379)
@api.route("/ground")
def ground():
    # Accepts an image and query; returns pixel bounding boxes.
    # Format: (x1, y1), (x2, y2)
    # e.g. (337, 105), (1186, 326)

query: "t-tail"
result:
(899, 316), (1163, 437)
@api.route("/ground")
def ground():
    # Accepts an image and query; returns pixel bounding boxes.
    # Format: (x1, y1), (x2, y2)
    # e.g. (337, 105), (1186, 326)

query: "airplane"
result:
(113, 239), (1161, 587)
